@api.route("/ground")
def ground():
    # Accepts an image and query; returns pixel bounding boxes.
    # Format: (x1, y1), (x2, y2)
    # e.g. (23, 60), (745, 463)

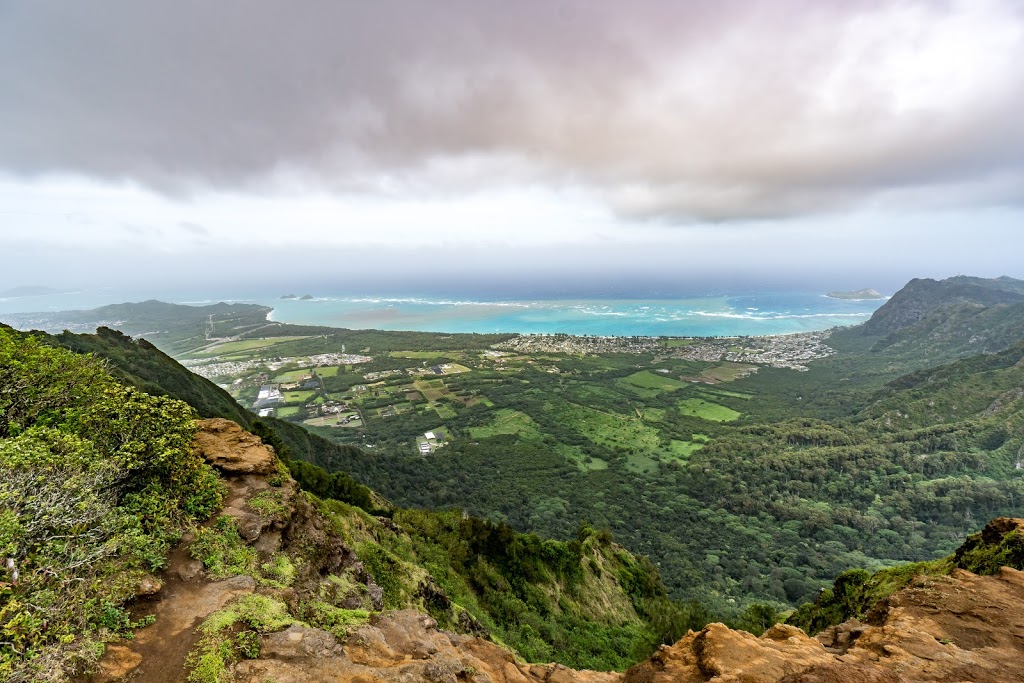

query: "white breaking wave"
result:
(690, 310), (871, 320)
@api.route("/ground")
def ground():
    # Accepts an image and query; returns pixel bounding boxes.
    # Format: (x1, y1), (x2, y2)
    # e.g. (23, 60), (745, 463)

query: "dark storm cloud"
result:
(1, 0), (1022, 220)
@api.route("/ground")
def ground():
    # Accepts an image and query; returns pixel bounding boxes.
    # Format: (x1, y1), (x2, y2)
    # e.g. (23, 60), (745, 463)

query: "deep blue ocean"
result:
(0, 289), (887, 337)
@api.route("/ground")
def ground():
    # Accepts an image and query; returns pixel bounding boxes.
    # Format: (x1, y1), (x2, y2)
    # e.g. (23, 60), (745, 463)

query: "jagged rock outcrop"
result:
(622, 524), (1024, 683)
(193, 417), (278, 474)
(796, 565), (1024, 682)
(236, 610), (618, 683)
(624, 623), (833, 683)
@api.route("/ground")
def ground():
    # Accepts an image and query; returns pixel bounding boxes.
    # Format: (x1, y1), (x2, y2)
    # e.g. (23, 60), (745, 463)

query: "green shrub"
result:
(190, 516), (259, 579)
(304, 603), (370, 638)
(187, 595), (298, 683)
(955, 529), (1024, 575)
(0, 327), (223, 681)
(249, 490), (287, 519)
(259, 554), (296, 589)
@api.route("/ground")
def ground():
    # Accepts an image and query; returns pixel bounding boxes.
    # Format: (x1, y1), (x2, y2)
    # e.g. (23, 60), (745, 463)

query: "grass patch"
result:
(274, 369), (313, 383)
(625, 451), (660, 474)
(248, 490), (287, 519)
(467, 409), (544, 440)
(276, 406), (302, 418)
(259, 554), (297, 589)
(668, 440), (704, 459)
(314, 365), (341, 377)
(555, 403), (663, 451)
(189, 516), (258, 579)
(678, 398), (741, 422)
(304, 603), (370, 639)
(283, 390), (316, 404)
(187, 594), (298, 683)
(698, 362), (758, 383)
(552, 442), (609, 471)
(621, 370), (690, 393)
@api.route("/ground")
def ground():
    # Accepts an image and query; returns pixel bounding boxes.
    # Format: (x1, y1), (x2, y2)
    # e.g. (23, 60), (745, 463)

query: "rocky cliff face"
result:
(625, 562), (1024, 682)
(862, 277), (1024, 337)
(86, 420), (1024, 683)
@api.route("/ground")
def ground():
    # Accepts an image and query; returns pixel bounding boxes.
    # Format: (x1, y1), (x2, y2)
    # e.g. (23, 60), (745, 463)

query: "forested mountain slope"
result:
(11, 274), (1024, 616)
(0, 325), (695, 679)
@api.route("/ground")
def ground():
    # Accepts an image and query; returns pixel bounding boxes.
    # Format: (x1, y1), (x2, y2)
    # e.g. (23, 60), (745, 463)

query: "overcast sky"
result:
(1, 0), (1023, 295)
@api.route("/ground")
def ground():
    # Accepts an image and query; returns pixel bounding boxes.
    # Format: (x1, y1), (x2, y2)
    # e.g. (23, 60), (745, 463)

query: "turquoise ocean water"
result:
(264, 292), (886, 337)
(0, 289), (887, 337)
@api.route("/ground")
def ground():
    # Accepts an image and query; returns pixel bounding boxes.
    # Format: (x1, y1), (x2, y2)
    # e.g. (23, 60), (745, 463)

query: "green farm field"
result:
(283, 390), (316, 404)
(698, 362), (758, 383)
(618, 370), (691, 395)
(678, 397), (741, 422)
(467, 408), (544, 440)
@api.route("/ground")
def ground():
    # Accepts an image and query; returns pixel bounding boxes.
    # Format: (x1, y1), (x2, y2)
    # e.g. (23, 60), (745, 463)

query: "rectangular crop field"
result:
(282, 390), (315, 404)
(699, 362), (758, 383)
(433, 403), (458, 419)
(620, 370), (690, 393)
(274, 369), (314, 383)
(413, 379), (450, 401)
(678, 398), (741, 422)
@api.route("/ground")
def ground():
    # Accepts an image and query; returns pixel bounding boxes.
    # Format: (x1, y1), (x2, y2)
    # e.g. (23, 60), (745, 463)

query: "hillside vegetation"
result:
(0, 325), (707, 678)
(0, 327), (223, 681)
(11, 276), (1024, 618)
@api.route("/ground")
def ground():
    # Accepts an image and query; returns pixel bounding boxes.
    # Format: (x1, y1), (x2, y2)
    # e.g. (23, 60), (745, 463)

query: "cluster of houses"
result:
(494, 334), (661, 355)
(676, 331), (836, 370)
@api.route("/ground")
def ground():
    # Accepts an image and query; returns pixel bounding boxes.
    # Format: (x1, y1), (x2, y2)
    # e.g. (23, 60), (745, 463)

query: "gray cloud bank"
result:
(2, 0), (1023, 220)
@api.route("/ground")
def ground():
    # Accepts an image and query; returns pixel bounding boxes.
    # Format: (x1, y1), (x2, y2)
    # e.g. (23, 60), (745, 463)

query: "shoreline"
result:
(1, 292), (884, 341)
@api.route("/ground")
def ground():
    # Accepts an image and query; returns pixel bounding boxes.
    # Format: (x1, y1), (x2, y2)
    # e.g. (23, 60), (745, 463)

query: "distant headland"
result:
(826, 288), (885, 300)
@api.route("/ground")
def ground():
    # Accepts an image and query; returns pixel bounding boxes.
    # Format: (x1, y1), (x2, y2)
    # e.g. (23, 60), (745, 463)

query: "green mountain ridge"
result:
(9, 275), (1024, 613)
(4, 273), (1024, 680)
(0, 324), (698, 679)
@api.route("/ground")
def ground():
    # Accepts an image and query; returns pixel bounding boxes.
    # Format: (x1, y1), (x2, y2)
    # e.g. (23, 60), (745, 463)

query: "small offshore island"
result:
(826, 288), (885, 300)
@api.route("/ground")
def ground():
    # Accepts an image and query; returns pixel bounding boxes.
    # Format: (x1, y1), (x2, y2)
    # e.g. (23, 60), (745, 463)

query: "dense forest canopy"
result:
(9, 275), (1024, 619)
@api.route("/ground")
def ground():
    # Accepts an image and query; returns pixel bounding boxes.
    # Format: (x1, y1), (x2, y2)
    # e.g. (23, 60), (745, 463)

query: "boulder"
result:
(193, 418), (277, 474)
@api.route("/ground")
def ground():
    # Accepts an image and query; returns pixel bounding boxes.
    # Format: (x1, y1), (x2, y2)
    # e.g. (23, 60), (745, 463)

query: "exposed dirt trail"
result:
(84, 533), (256, 682)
